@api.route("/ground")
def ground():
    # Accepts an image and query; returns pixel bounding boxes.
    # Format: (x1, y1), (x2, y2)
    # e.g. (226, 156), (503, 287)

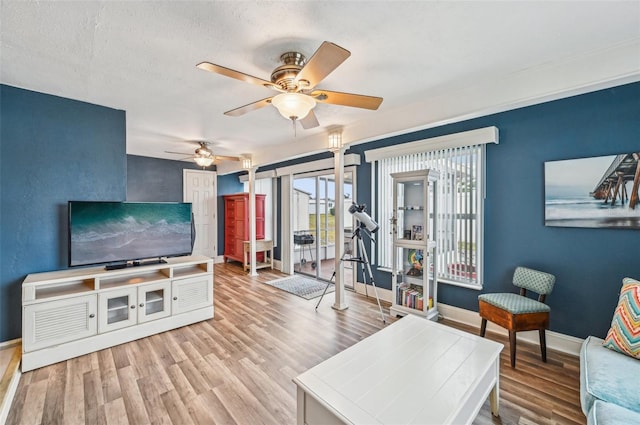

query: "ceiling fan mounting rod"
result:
(281, 52), (306, 67)
(271, 51), (308, 91)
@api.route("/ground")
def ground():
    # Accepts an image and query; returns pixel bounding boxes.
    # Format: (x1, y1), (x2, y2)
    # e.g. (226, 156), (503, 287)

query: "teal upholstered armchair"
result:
(478, 266), (556, 368)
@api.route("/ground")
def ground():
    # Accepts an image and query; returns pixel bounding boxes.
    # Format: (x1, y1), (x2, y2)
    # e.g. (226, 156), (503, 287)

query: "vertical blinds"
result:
(377, 144), (484, 288)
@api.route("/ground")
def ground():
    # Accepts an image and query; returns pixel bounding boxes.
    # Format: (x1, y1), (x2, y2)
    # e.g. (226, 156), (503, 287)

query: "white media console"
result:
(21, 255), (213, 372)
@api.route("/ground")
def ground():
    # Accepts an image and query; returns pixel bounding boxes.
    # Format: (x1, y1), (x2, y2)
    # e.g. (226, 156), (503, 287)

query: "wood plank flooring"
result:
(7, 263), (585, 425)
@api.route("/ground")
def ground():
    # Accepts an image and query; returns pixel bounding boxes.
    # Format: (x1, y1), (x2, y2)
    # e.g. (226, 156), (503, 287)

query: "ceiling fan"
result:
(196, 41), (383, 129)
(165, 141), (240, 168)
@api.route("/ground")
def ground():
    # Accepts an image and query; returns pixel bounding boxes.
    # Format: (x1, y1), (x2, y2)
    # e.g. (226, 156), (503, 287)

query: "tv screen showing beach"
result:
(69, 201), (193, 267)
(544, 153), (640, 229)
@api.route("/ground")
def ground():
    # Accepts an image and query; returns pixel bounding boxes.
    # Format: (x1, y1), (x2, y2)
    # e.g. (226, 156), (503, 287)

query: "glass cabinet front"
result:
(99, 280), (171, 333)
(144, 288), (166, 315)
(390, 169), (439, 320)
(393, 177), (435, 244)
(138, 281), (171, 323)
(107, 293), (132, 325)
(393, 246), (435, 313)
(99, 287), (137, 333)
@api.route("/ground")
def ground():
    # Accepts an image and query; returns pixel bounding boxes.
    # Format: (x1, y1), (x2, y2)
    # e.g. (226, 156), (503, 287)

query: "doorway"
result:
(292, 169), (355, 289)
(183, 169), (217, 258)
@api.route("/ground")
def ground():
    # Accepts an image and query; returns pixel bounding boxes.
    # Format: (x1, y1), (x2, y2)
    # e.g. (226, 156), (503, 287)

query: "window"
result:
(366, 127), (498, 289)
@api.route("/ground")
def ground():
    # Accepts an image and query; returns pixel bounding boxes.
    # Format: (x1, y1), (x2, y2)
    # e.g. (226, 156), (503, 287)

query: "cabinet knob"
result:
(130, 305), (136, 309)
(89, 314), (95, 318)
(139, 303), (144, 307)
(173, 296), (178, 300)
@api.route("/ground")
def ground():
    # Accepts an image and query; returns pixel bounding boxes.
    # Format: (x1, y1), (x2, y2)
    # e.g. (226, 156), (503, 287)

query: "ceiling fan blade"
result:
(214, 155), (241, 162)
(294, 42), (350, 89)
(311, 89), (383, 110)
(165, 151), (196, 161)
(299, 109), (320, 129)
(164, 150), (192, 156)
(196, 62), (275, 89)
(224, 97), (273, 117)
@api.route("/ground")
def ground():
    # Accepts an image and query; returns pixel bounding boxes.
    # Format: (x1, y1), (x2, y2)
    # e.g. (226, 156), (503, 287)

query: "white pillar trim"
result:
(332, 147), (348, 311)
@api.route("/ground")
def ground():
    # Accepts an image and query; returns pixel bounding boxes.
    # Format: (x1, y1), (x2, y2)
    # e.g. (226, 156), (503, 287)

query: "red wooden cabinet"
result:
(223, 193), (266, 263)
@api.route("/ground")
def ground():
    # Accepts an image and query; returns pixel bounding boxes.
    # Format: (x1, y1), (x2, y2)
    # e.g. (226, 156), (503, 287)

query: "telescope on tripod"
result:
(348, 203), (379, 233)
(315, 203), (386, 323)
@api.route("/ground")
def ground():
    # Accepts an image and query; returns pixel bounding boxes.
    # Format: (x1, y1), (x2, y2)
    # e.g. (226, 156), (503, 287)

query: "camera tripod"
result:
(315, 226), (386, 323)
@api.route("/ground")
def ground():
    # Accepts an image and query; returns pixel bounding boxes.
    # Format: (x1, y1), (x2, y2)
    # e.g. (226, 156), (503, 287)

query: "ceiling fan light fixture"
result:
(194, 156), (214, 167)
(271, 92), (316, 121)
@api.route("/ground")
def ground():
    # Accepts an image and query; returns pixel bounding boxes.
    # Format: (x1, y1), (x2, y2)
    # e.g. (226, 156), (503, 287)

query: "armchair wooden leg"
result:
(509, 331), (517, 368)
(480, 318), (487, 337)
(539, 329), (547, 363)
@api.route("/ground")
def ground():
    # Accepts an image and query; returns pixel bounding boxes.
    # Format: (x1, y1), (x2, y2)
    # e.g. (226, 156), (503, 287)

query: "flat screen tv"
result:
(68, 201), (194, 268)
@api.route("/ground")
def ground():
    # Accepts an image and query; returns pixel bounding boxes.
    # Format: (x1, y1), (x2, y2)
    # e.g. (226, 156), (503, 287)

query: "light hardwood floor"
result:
(7, 262), (585, 425)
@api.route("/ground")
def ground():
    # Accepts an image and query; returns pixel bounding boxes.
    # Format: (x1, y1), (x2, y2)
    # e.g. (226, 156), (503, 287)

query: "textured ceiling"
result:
(2, 1), (639, 173)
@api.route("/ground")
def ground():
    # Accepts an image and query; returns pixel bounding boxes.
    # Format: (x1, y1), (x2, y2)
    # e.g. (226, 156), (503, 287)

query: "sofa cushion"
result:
(587, 400), (640, 425)
(603, 277), (640, 359)
(580, 336), (640, 415)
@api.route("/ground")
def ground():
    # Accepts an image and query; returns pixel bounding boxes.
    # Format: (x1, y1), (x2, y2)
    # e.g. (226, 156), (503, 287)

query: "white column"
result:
(332, 146), (348, 311)
(247, 166), (258, 276)
(280, 174), (293, 274)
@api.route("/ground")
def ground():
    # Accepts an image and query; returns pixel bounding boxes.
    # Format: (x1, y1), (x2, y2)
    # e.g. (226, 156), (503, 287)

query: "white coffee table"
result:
(294, 315), (504, 425)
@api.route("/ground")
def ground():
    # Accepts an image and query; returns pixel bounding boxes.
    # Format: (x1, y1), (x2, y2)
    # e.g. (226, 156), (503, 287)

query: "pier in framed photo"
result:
(544, 152), (640, 229)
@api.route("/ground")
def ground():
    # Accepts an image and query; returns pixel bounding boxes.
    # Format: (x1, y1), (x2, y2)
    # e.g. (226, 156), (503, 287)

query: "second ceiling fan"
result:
(197, 41), (383, 129)
(165, 141), (240, 168)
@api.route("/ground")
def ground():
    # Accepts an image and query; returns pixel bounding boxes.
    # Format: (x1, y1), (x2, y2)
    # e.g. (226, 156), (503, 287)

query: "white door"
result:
(183, 169), (217, 258)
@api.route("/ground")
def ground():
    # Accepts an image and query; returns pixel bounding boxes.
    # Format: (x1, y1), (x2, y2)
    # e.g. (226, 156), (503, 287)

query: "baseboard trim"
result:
(438, 303), (583, 356)
(213, 255), (225, 264)
(0, 339), (20, 350)
(215, 256), (282, 272)
(351, 283), (582, 356)
(0, 342), (21, 425)
(353, 281), (393, 303)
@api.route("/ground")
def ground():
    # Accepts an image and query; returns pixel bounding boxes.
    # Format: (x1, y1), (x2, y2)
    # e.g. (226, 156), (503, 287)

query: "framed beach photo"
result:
(544, 152), (640, 229)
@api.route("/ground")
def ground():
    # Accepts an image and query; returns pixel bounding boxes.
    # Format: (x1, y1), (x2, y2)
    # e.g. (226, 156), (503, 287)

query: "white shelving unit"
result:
(389, 169), (439, 320)
(21, 255), (213, 372)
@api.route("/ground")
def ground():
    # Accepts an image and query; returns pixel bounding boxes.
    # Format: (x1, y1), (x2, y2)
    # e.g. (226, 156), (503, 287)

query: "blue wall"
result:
(1, 81), (637, 342)
(355, 82), (640, 339)
(127, 155), (203, 202)
(0, 85), (127, 341)
(261, 82), (640, 339)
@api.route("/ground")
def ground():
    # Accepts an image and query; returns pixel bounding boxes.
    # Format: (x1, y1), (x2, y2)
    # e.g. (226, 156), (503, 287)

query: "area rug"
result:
(264, 275), (335, 300)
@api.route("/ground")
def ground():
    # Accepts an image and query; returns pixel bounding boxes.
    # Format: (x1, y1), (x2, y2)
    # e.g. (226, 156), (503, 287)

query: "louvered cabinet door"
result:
(171, 275), (213, 315)
(23, 294), (97, 352)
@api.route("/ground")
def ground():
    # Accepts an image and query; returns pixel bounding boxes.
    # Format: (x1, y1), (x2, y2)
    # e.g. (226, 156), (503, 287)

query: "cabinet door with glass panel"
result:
(98, 280), (171, 333)
(390, 169), (439, 320)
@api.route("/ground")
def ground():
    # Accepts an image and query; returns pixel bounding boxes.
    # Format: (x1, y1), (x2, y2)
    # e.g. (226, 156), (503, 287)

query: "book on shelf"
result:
(396, 283), (425, 310)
